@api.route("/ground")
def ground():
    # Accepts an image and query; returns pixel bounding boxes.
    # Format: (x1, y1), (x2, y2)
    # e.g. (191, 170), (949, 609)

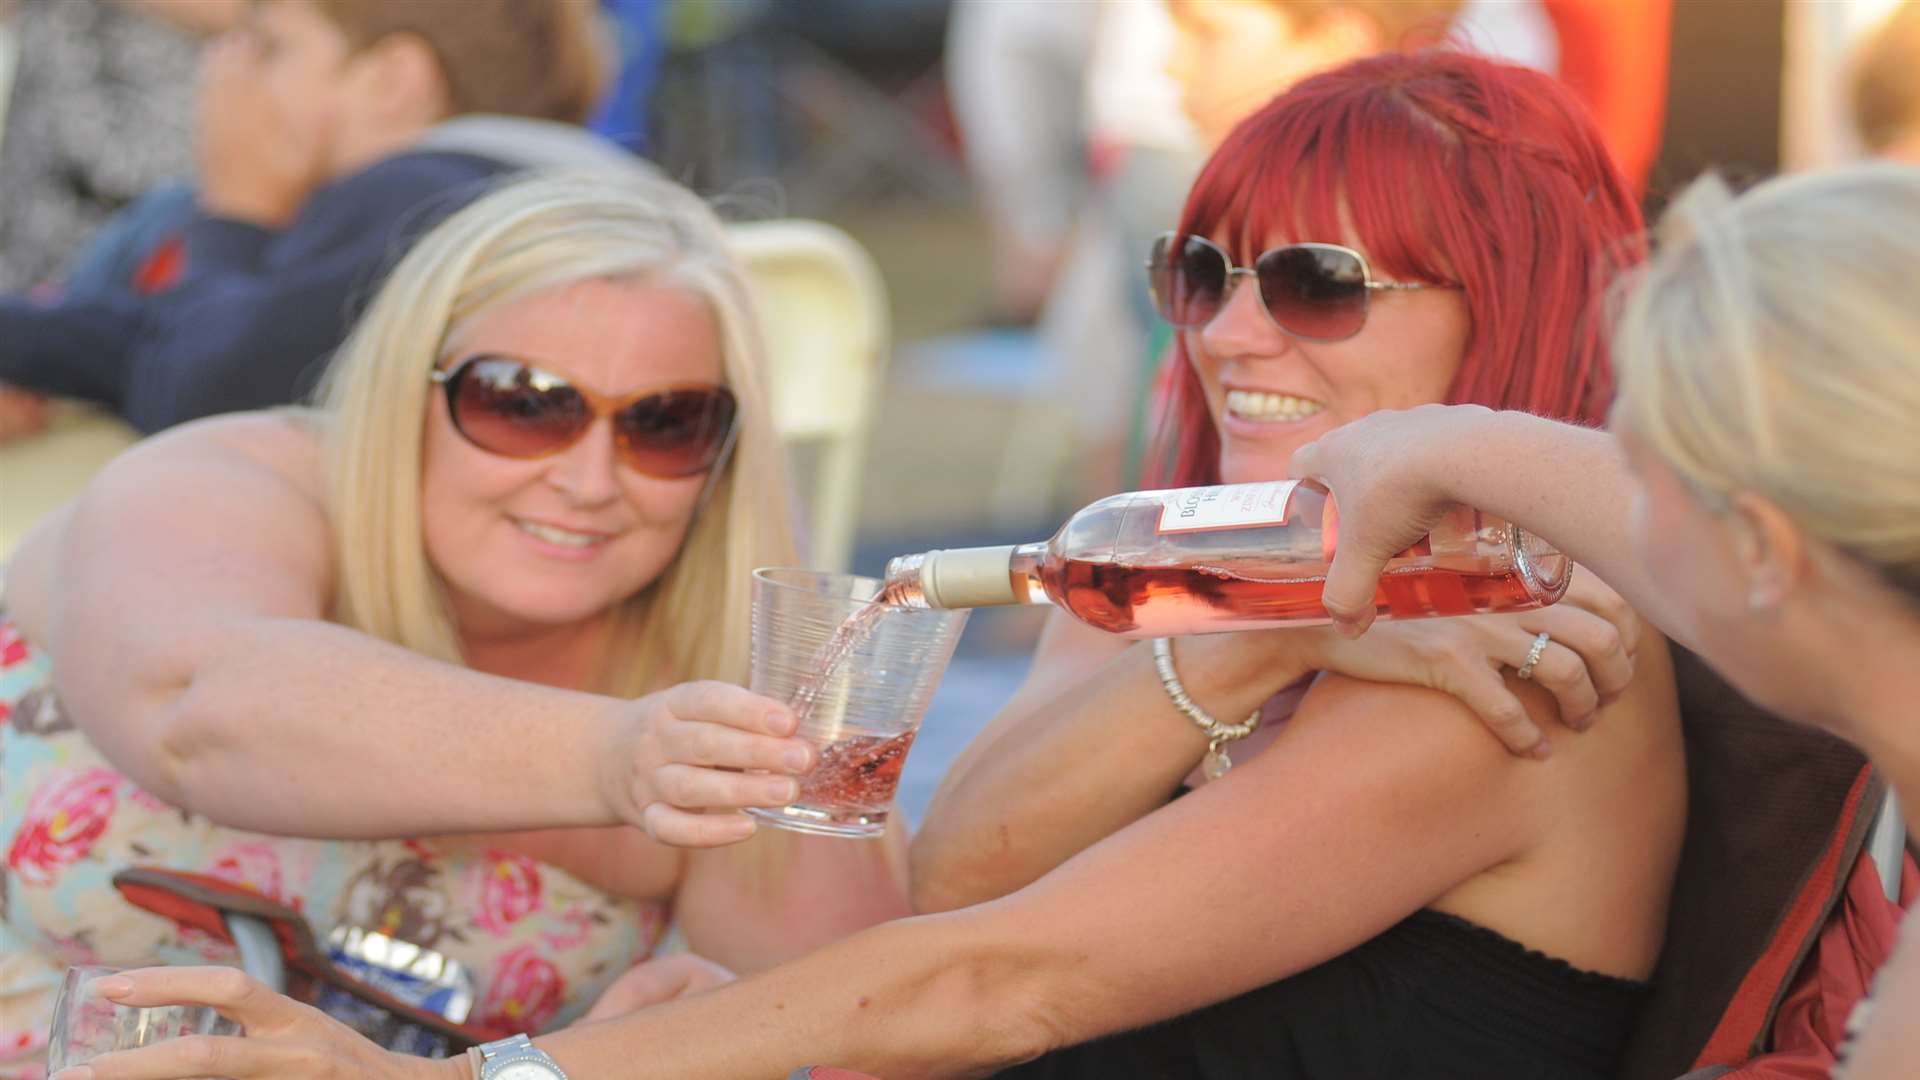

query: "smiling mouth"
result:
(514, 519), (610, 548)
(1225, 389), (1325, 423)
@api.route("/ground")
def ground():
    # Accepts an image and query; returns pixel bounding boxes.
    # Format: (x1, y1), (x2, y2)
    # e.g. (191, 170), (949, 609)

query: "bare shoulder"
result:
(5, 410), (336, 646)
(1274, 671), (1542, 837)
(1278, 622), (1683, 976)
(1281, 615), (1681, 838)
(63, 410), (335, 606)
(107, 409), (327, 506)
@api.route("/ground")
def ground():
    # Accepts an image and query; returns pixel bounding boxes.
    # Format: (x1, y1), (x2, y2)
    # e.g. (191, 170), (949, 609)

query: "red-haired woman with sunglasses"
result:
(51, 52), (1683, 1080)
(0, 170), (911, 1071)
(904, 48), (1680, 1077)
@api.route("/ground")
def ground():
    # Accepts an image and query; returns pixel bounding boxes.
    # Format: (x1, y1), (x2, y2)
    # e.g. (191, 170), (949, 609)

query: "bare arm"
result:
(1, 416), (811, 845)
(79, 668), (1568, 1080)
(912, 566), (1641, 910)
(531, 671), (1564, 1078)
(1290, 406), (1681, 639)
(909, 612), (1312, 912)
(674, 824), (913, 973)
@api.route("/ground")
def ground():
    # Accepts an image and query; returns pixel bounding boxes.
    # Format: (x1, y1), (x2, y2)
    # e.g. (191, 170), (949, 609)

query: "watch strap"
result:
(469, 1033), (569, 1079)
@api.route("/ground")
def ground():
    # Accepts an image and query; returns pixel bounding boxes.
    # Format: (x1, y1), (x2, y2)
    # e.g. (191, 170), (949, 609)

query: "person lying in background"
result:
(0, 0), (634, 442)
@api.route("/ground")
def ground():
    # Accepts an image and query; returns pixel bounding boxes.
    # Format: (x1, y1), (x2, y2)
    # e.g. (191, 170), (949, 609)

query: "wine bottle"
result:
(881, 480), (1569, 636)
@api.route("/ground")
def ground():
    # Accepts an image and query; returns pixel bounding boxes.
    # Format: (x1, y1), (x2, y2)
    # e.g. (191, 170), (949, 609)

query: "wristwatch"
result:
(468, 1034), (571, 1080)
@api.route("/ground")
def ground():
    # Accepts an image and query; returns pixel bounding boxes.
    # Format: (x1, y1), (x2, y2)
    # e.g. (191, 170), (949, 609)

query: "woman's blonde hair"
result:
(1612, 164), (1920, 598)
(316, 170), (796, 696)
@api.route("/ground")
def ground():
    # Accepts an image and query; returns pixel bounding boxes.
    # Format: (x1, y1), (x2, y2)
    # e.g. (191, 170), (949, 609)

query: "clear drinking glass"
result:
(47, 965), (241, 1071)
(744, 567), (969, 838)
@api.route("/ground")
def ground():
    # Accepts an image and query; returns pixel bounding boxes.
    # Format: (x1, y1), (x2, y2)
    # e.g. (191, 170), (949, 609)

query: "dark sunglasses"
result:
(430, 354), (738, 479)
(1146, 232), (1456, 342)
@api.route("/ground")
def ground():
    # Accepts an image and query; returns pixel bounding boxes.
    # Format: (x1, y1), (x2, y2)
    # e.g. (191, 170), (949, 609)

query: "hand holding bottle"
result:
(1288, 404), (1501, 635)
(889, 421), (1567, 636)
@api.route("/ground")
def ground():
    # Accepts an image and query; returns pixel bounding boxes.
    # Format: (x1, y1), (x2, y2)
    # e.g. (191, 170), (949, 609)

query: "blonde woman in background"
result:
(0, 170), (909, 1073)
(1279, 163), (1920, 1074)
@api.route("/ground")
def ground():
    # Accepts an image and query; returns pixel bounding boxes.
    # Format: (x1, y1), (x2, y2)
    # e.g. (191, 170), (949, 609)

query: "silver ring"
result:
(1516, 631), (1552, 680)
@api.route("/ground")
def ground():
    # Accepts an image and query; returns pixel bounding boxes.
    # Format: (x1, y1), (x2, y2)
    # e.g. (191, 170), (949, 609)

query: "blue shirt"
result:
(0, 149), (508, 433)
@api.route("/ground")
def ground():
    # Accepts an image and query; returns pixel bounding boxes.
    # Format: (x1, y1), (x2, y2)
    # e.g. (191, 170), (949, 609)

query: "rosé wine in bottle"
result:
(881, 480), (1570, 635)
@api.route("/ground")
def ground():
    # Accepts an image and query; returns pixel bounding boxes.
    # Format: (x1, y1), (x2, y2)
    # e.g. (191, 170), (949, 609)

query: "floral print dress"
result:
(0, 616), (667, 1078)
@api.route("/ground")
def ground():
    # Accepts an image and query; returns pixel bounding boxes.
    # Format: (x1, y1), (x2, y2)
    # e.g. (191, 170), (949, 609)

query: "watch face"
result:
(491, 1061), (565, 1080)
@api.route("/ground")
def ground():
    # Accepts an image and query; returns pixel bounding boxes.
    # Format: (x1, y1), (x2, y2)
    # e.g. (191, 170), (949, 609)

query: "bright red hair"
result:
(1147, 50), (1646, 487)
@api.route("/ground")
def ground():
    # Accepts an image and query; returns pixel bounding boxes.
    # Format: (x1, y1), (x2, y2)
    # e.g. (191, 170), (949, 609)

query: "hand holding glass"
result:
(744, 568), (968, 838)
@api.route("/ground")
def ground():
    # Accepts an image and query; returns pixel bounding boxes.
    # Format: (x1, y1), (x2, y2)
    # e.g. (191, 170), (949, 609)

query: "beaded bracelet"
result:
(1151, 637), (1261, 779)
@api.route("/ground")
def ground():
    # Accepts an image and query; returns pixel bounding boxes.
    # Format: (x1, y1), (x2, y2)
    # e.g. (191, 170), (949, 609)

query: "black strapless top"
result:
(995, 909), (1649, 1080)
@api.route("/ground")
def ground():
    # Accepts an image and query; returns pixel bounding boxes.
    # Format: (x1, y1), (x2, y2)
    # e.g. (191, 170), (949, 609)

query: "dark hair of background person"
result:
(313, 0), (607, 124)
(1642, 0), (1782, 215)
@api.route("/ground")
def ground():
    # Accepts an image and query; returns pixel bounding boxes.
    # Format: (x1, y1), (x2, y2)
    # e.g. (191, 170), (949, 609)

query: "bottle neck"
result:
(883, 542), (1051, 610)
(1007, 542), (1049, 606)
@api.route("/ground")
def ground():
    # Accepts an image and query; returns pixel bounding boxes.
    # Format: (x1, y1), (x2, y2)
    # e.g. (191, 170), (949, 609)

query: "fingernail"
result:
(92, 975), (132, 997)
(776, 778), (800, 802)
(767, 711), (796, 735)
(1574, 712), (1597, 732)
(782, 745), (813, 772)
(1529, 739), (1553, 761)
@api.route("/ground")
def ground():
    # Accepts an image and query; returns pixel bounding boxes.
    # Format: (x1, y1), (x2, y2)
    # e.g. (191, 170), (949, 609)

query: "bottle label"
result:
(1157, 481), (1298, 534)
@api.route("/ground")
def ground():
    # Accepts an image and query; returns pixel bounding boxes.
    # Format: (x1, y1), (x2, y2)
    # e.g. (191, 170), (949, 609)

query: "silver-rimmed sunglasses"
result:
(1146, 232), (1457, 342)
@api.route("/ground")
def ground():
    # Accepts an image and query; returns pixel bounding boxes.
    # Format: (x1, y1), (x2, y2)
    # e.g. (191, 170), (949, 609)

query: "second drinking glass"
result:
(47, 965), (241, 1072)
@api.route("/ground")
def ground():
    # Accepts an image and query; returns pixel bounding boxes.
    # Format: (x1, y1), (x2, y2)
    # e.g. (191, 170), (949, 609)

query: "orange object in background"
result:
(1541, 0), (1673, 195)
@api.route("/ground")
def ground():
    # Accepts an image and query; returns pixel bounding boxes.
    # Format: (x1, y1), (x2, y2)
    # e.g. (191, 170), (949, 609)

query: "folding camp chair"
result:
(728, 219), (889, 573)
(1619, 646), (1909, 1079)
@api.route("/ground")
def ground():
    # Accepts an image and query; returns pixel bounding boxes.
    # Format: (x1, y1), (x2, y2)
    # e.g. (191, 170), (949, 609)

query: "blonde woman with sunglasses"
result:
(0, 170), (909, 1073)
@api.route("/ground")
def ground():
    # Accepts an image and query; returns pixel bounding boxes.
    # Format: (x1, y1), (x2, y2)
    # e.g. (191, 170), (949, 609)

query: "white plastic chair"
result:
(727, 220), (889, 573)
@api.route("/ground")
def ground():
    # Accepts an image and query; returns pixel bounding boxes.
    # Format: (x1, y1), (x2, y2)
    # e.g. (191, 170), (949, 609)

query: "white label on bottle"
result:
(1156, 481), (1298, 534)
